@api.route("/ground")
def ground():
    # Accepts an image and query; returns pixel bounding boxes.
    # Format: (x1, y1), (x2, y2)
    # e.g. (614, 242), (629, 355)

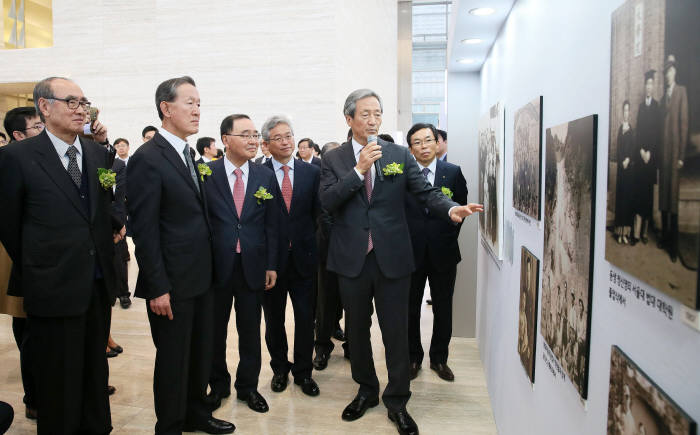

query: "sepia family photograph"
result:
(540, 115), (597, 399)
(606, 0), (700, 309)
(607, 346), (696, 435)
(518, 247), (539, 384)
(478, 102), (504, 259)
(513, 97), (543, 221)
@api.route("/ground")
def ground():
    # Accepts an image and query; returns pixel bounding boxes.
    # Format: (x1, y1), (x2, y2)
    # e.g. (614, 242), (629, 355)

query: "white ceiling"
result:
(447, 0), (516, 72)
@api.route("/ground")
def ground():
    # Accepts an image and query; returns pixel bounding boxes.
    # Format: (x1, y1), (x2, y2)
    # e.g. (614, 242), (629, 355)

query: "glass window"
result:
(3, 0), (53, 49)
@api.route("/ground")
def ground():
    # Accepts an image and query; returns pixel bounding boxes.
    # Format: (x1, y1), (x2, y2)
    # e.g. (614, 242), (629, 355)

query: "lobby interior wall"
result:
(475, 1), (700, 434)
(0, 0), (397, 149)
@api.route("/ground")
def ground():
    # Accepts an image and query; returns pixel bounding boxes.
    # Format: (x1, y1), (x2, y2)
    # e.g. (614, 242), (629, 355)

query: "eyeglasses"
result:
(269, 134), (294, 143)
(411, 137), (436, 147)
(49, 97), (92, 111)
(23, 123), (45, 133)
(224, 133), (261, 141)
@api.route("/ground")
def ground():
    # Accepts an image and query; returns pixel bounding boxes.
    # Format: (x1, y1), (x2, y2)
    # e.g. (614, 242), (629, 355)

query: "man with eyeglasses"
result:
(260, 116), (321, 398)
(127, 76), (234, 434)
(0, 78), (126, 434)
(205, 114), (278, 415)
(297, 138), (321, 167)
(404, 123), (467, 384)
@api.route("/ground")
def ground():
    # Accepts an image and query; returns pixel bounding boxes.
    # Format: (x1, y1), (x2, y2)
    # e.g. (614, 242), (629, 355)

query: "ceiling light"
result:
(457, 58), (476, 64)
(461, 38), (483, 45)
(469, 7), (495, 16)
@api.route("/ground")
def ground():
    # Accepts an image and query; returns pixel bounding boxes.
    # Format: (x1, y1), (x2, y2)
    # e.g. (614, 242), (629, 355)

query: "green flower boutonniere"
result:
(97, 168), (116, 190)
(254, 186), (274, 204)
(441, 186), (454, 199)
(198, 163), (212, 182)
(382, 162), (404, 176)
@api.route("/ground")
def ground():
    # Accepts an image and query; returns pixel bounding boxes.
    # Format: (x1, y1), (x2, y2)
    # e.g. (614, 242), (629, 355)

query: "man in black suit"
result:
(404, 123), (468, 382)
(195, 136), (217, 164)
(260, 116), (321, 397)
(254, 142), (272, 164)
(205, 114), (278, 414)
(297, 138), (321, 167)
(111, 138), (132, 309)
(127, 76), (234, 435)
(320, 89), (481, 435)
(0, 77), (125, 434)
(436, 129), (447, 162)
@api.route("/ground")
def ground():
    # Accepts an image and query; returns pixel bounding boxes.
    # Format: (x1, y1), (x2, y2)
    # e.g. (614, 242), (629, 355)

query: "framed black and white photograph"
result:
(513, 96), (543, 220)
(606, 0), (700, 309)
(478, 102), (504, 259)
(607, 346), (697, 435)
(540, 114), (597, 399)
(518, 247), (539, 384)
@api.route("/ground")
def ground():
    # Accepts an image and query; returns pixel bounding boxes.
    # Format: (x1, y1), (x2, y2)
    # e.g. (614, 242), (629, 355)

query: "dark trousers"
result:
(408, 262), (456, 365)
(11, 316), (35, 409)
(113, 239), (129, 298)
(147, 289), (213, 434)
(315, 260), (341, 354)
(210, 254), (263, 396)
(262, 253), (315, 380)
(661, 211), (679, 256)
(29, 280), (111, 435)
(338, 251), (411, 412)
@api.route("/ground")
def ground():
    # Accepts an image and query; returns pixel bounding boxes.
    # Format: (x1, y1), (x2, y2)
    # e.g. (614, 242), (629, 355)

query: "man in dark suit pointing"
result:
(320, 89), (481, 435)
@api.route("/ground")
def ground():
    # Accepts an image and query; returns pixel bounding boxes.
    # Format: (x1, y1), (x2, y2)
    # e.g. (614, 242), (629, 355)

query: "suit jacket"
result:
(309, 156), (322, 168)
(0, 130), (120, 316)
(254, 155), (270, 165)
(264, 159), (321, 277)
(205, 158), (278, 290)
(320, 139), (459, 279)
(405, 159), (468, 271)
(111, 158), (127, 226)
(659, 84), (688, 213)
(126, 132), (213, 300)
(196, 157), (205, 165)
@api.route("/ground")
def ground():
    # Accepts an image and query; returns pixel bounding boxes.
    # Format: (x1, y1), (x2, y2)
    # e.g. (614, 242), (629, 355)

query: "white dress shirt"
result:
(158, 127), (188, 166)
(224, 157), (249, 194)
(352, 137), (375, 187)
(417, 158), (437, 186)
(119, 156), (130, 166)
(202, 156), (212, 163)
(46, 129), (83, 171)
(271, 157), (294, 188)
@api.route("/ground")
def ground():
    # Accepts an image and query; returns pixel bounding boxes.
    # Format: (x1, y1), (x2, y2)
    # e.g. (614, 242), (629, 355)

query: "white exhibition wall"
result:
(469, 0), (700, 434)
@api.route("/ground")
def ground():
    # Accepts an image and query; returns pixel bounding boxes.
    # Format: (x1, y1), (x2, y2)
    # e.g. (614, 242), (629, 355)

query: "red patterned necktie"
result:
(364, 167), (373, 253)
(233, 168), (244, 253)
(281, 165), (292, 212)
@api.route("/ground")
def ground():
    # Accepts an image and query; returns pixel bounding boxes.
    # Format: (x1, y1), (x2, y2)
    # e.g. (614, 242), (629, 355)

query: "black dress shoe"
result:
(341, 395), (379, 421)
(237, 391), (269, 413)
(106, 349), (118, 358)
(430, 362), (454, 382)
(271, 373), (289, 392)
(108, 344), (124, 353)
(295, 377), (320, 396)
(426, 299), (432, 305)
(313, 351), (330, 370)
(107, 385), (116, 395)
(409, 362), (420, 380)
(119, 296), (131, 309)
(25, 406), (37, 420)
(183, 417), (235, 434)
(388, 409), (419, 435)
(332, 328), (346, 341)
(205, 390), (229, 412)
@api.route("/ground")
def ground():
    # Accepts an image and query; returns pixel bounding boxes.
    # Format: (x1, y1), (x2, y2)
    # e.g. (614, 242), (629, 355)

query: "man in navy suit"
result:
(205, 114), (279, 415)
(260, 115), (322, 397)
(320, 89), (482, 435)
(404, 123), (468, 382)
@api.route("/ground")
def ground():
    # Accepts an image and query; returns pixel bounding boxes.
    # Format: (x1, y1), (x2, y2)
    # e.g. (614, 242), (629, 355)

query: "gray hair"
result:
(261, 115), (294, 142)
(343, 89), (383, 118)
(155, 76), (196, 120)
(321, 141), (340, 156)
(33, 77), (70, 122)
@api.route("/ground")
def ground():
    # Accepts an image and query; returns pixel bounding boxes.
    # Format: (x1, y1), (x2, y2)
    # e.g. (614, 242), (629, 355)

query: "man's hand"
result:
(449, 203), (484, 223)
(622, 157), (630, 170)
(265, 270), (277, 290)
(354, 142), (382, 175)
(150, 293), (173, 320)
(92, 120), (108, 144)
(112, 225), (126, 244)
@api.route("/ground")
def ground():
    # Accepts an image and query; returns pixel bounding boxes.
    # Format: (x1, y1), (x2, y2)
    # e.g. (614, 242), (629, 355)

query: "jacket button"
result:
(89, 249), (96, 256)
(237, 224), (242, 229)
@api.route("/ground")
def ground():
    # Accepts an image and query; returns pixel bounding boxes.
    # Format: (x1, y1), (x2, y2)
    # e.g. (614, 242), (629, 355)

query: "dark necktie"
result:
(421, 167), (431, 185)
(365, 167), (373, 253)
(66, 145), (82, 188)
(182, 144), (201, 194)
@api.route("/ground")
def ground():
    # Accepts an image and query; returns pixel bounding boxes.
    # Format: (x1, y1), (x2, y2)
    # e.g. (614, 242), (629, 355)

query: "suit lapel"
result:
(241, 163), (258, 218)
(339, 142), (368, 206)
(435, 159), (447, 188)
(154, 133), (200, 197)
(32, 132), (89, 221)
(81, 138), (101, 222)
(211, 159), (238, 219)
(369, 139), (388, 203)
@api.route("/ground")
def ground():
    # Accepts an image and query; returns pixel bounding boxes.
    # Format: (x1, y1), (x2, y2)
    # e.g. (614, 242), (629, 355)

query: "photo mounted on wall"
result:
(478, 102), (504, 259)
(518, 247), (539, 384)
(607, 346), (697, 435)
(606, 0), (700, 309)
(540, 114), (597, 399)
(513, 96), (543, 220)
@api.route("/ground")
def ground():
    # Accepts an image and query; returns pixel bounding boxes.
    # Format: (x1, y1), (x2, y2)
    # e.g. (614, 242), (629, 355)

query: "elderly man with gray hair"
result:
(260, 115), (322, 397)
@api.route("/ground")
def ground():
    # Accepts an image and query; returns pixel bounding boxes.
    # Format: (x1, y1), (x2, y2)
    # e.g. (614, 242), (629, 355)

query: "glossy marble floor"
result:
(0, 251), (496, 434)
